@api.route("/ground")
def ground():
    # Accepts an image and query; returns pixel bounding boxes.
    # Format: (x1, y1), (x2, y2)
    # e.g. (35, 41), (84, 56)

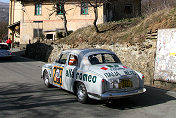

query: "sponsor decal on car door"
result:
(53, 66), (64, 86)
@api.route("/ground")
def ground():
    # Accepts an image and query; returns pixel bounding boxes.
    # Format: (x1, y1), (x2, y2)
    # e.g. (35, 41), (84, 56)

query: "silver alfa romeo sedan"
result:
(41, 49), (146, 103)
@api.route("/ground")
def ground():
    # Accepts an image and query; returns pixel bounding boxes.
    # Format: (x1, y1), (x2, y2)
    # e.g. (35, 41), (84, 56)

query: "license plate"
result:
(118, 79), (133, 89)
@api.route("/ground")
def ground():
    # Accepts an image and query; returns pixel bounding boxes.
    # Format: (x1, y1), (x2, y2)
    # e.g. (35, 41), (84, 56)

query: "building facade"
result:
(8, 0), (141, 46)
(8, 0), (22, 44)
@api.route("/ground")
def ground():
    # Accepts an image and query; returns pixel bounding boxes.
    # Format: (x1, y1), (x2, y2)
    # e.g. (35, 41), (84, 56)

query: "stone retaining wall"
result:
(24, 31), (176, 88)
(47, 39), (156, 85)
(25, 40), (156, 85)
(25, 42), (53, 62)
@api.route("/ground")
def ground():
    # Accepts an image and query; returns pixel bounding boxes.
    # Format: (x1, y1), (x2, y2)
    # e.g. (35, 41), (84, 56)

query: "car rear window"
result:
(0, 44), (9, 50)
(88, 53), (121, 65)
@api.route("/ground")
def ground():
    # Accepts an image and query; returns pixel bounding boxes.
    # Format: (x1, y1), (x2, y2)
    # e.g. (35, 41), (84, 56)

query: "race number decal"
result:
(53, 66), (63, 86)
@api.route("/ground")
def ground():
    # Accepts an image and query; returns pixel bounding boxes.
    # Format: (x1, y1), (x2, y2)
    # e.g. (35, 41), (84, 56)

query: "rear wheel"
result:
(43, 70), (52, 88)
(76, 82), (88, 104)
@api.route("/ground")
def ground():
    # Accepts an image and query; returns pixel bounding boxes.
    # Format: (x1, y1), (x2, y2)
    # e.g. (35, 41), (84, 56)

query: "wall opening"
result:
(46, 34), (53, 40)
(124, 5), (133, 15)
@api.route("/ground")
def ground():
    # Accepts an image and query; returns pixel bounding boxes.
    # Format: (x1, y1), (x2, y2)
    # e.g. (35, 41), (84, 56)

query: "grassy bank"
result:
(56, 8), (176, 46)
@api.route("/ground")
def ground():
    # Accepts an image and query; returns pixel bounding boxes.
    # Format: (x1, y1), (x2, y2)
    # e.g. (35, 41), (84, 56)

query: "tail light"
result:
(8, 52), (12, 55)
(102, 79), (106, 93)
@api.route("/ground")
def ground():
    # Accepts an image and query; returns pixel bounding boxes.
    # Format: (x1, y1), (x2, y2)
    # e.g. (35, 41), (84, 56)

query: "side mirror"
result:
(54, 59), (59, 63)
(60, 59), (66, 64)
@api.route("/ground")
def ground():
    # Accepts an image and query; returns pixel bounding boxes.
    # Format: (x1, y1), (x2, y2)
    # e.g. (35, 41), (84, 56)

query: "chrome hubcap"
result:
(44, 73), (49, 85)
(77, 85), (85, 100)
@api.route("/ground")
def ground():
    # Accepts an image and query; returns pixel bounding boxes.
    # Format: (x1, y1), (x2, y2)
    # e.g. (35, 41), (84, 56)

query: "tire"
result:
(43, 70), (52, 88)
(76, 82), (88, 104)
(7, 56), (12, 60)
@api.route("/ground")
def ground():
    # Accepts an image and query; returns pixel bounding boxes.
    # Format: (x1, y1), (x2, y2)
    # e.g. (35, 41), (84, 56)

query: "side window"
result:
(81, 2), (88, 15)
(124, 5), (133, 15)
(57, 3), (64, 15)
(58, 54), (68, 64)
(89, 54), (101, 65)
(35, 3), (42, 15)
(33, 28), (43, 38)
(68, 54), (78, 66)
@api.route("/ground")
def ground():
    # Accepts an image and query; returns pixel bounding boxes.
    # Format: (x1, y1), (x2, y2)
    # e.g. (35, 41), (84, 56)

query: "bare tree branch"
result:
(86, 0), (110, 33)
(48, 0), (69, 36)
(0, 22), (8, 41)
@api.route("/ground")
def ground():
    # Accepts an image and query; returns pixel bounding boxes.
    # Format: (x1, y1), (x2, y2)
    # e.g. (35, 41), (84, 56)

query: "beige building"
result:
(8, 0), (22, 44)
(8, 0), (141, 46)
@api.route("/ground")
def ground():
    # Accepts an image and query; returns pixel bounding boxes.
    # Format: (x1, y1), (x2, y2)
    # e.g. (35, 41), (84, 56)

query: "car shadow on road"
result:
(102, 85), (176, 109)
(0, 83), (176, 114)
(0, 82), (77, 111)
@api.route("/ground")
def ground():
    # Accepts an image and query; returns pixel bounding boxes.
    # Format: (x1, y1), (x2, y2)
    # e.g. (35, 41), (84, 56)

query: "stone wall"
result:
(25, 42), (53, 62)
(24, 38), (156, 85)
(48, 39), (156, 85)
(24, 31), (176, 88)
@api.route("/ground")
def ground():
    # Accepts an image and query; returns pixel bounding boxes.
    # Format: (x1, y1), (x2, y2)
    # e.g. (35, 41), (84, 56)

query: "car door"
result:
(52, 52), (69, 88)
(62, 53), (79, 92)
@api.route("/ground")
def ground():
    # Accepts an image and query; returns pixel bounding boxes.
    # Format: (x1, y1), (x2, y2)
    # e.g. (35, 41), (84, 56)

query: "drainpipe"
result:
(21, 3), (24, 45)
(8, 0), (13, 42)
(38, 22), (39, 41)
(12, 0), (15, 48)
(13, 0), (15, 24)
(10, 0), (12, 25)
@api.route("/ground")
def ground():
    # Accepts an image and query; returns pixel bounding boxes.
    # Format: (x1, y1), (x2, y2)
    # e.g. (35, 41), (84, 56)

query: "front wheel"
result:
(43, 70), (52, 88)
(76, 82), (88, 104)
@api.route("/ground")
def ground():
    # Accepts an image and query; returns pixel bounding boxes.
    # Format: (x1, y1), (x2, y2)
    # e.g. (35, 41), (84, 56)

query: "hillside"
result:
(26, 7), (176, 88)
(56, 8), (176, 47)
(0, 2), (9, 22)
(141, 0), (176, 15)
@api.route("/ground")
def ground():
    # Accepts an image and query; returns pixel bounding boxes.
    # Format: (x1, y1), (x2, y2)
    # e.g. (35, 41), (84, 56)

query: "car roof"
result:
(61, 49), (116, 67)
(0, 43), (7, 45)
(62, 48), (114, 56)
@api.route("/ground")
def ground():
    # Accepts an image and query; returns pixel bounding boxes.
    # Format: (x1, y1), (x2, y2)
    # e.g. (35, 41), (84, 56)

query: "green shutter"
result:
(37, 4), (40, 15)
(35, 4), (37, 15)
(81, 2), (88, 15)
(57, 4), (63, 15)
(35, 4), (41, 15)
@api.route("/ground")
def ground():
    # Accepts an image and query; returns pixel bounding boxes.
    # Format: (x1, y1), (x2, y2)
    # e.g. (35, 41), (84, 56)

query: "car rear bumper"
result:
(88, 88), (146, 100)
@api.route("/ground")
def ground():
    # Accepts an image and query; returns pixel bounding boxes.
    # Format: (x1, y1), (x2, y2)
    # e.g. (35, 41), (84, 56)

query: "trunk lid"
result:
(88, 63), (138, 79)
(88, 63), (140, 91)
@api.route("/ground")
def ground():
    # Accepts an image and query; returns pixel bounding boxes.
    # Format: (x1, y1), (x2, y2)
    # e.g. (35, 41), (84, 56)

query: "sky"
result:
(0, 0), (9, 3)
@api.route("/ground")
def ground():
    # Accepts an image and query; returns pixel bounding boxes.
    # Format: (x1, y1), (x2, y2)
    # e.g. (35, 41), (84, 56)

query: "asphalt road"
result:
(0, 55), (176, 118)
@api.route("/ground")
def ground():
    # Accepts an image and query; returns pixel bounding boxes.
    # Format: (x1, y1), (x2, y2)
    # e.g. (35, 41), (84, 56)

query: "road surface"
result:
(0, 55), (176, 118)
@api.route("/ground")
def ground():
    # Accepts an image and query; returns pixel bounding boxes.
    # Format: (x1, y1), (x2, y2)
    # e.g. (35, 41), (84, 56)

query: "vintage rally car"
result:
(41, 49), (146, 103)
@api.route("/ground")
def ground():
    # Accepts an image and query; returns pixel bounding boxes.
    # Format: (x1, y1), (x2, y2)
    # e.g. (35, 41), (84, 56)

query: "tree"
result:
(50, 0), (69, 36)
(59, 0), (69, 36)
(88, 0), (99, 33)
(0, 21), (8, 41)
(49, 0), (109, 34)
(87, 0), (109, 33)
